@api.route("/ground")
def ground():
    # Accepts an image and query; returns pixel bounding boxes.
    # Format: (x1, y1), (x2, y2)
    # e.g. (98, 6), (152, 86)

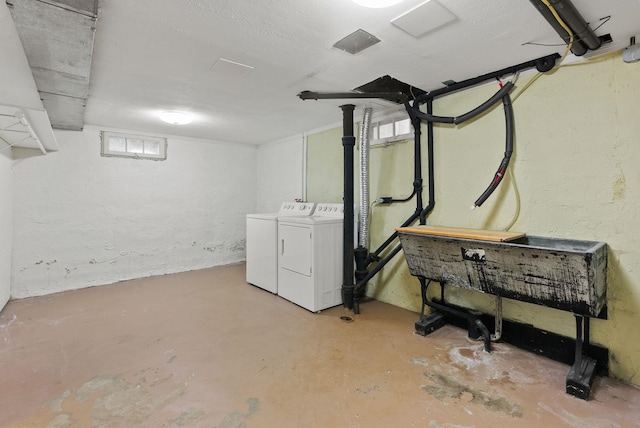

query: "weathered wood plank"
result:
(397, 226), (525, 242)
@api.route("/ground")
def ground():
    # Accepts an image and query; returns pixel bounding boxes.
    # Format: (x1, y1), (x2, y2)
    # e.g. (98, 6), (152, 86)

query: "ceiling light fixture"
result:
(159, 111), (193, 125)
(352, 0), (404, 8)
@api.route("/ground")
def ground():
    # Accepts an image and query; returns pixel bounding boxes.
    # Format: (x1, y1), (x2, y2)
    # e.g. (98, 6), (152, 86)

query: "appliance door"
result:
(279, 223), (312, 277)
(246, 216), (278, 292)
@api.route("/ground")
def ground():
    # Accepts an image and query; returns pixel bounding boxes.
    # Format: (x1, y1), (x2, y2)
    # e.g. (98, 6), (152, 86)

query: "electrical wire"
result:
(542, 0), (575, 48)
(500, 1), (576, 229)
(503, 164), (521, 231)
(511, 0), (574, 104)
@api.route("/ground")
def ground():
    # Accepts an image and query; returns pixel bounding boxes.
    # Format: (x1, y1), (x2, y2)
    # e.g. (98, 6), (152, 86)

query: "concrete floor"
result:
(1, 263), (639, 427)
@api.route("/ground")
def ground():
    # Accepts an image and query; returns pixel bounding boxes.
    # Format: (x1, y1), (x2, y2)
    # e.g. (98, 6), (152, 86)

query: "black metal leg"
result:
(414, 278), (446, 336)
(413, 278), (491, 352)
(566, 314), (598, 400)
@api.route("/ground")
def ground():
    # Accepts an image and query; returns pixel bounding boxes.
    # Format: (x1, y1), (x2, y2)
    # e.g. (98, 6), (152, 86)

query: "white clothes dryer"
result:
(246, 202), (315, 293)
(277, 203), (343, 312)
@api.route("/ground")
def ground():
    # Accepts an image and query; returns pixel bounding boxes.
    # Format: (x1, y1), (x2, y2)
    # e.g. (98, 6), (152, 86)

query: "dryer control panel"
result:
(278, 202), (315, 216)
(313, 203), (343, 218)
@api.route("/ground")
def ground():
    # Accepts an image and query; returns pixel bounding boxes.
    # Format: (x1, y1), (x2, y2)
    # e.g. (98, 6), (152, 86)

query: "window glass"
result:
(127, 139), (144, 154)
(378, 121), (394, 139)
(369, 111), (413, 146)
(144, 140), (160, 155)
(395, 118), (412, 136)
(108, 136), (126, 152)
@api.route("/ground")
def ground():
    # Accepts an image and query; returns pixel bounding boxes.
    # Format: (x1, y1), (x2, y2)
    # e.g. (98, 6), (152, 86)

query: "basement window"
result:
(100, 131), (167, 160)
(369, 112), (412, 146)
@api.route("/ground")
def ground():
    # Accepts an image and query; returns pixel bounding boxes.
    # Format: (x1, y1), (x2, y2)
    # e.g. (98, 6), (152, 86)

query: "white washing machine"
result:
(277, 203), (344, 312)
(246, 202), (315, 293)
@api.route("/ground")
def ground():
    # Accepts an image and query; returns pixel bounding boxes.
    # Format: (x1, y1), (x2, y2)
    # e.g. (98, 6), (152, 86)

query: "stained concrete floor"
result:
(1, 263), (639, 427)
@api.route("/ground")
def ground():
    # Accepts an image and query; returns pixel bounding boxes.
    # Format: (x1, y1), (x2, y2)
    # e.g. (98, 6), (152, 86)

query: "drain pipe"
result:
(353, 102), (428, 314)
(355, 107), (373, 292)
(419, 99), (436, 224)
(341, 104), (356, 310)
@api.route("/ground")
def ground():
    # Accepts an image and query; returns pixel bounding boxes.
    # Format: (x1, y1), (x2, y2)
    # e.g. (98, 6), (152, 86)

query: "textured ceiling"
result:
(8, 0), (640, 145)
(8, 0), (98, 131)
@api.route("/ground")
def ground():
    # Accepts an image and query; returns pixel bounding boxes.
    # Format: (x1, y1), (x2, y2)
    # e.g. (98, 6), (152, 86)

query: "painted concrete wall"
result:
(307, 127), (344, 203)
(12, 126), (256, 298)
(256, 134), (304, 212)
(0, 150), (12, 310)
(306, 51), (640, 385)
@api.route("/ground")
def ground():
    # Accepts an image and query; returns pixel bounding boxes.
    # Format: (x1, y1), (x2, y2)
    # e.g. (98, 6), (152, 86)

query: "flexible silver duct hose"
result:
(358, 107), (372, 248)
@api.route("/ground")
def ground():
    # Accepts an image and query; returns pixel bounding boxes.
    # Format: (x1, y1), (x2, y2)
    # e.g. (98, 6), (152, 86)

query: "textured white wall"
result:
(0, 151), (12, 310)
(12, 127), (257, 298)
(256, 134), (304, 212)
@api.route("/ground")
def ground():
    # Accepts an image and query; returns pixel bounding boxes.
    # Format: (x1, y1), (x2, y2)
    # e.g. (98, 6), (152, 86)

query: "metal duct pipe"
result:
(358, 107), (372, 248)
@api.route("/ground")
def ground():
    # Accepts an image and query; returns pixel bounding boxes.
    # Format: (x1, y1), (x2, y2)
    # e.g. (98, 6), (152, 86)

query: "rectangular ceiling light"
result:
(333, 29), (381, 55)
(391, 0), (456, 38)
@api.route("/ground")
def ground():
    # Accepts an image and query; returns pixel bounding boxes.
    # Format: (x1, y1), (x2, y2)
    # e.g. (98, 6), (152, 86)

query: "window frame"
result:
(100, 131), (167, 160)
(368, 109), (413, 146)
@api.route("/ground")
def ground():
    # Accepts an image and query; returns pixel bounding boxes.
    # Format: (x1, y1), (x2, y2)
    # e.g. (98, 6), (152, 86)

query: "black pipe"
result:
(299, 91), (407, 104)
(548, 0), (601, 50)
(299, 55), (556, 313)
(415, 54), (559, 102)
(408, 102), (424, 211)
(529, 0), (602, 55)
(473, 92), (514, 208)
(414, 83), (515, 209)
(454, 82), (514, 124)
(421, 278), (492, 352)
(367, 106), (426, 262)
(412, 82), (514, 125)
(419, 99), (436, 225)
(341, 104), (356, 310)
(353, 244), (404, 314)
(369, 211), (420, 261)
(529, 0), (588, 56)
(354, 246), (369, 284)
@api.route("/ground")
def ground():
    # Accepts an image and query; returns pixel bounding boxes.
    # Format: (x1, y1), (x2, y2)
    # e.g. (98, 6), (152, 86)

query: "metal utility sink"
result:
(397, 225), (608, 400)
(398, 227), (607, 317)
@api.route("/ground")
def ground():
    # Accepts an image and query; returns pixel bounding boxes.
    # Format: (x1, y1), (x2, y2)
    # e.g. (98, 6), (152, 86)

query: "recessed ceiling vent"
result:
(391, 0), (456, 38)
(333, 29), (381, 55)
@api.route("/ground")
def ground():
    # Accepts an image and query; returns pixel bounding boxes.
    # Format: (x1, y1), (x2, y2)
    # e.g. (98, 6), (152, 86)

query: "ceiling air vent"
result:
(390, 0), (456, 38)
(333, 29), (381, 55)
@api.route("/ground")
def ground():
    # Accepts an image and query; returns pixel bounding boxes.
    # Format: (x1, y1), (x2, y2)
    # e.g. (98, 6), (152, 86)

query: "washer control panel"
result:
(314, 203), (344, 218)
(278, 202), (315, 216)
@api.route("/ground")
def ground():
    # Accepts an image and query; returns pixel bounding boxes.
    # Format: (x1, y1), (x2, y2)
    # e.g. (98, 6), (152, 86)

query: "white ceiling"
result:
(17, 0), (640, 145)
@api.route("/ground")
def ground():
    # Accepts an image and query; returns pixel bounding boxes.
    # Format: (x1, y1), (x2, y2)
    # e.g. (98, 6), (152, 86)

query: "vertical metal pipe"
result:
(420, 100), (435, 224)
(341, 104), (356, 309)
(412, 113), (423, 213)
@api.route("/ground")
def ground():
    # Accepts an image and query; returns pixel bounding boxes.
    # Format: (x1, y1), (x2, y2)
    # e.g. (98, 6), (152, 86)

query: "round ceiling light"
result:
(159, 111), (193, 125)
(352, 0), (404, 7)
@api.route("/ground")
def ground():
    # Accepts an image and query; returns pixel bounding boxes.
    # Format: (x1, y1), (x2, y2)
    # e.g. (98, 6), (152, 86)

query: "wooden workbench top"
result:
(396, 225), (525, 242)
